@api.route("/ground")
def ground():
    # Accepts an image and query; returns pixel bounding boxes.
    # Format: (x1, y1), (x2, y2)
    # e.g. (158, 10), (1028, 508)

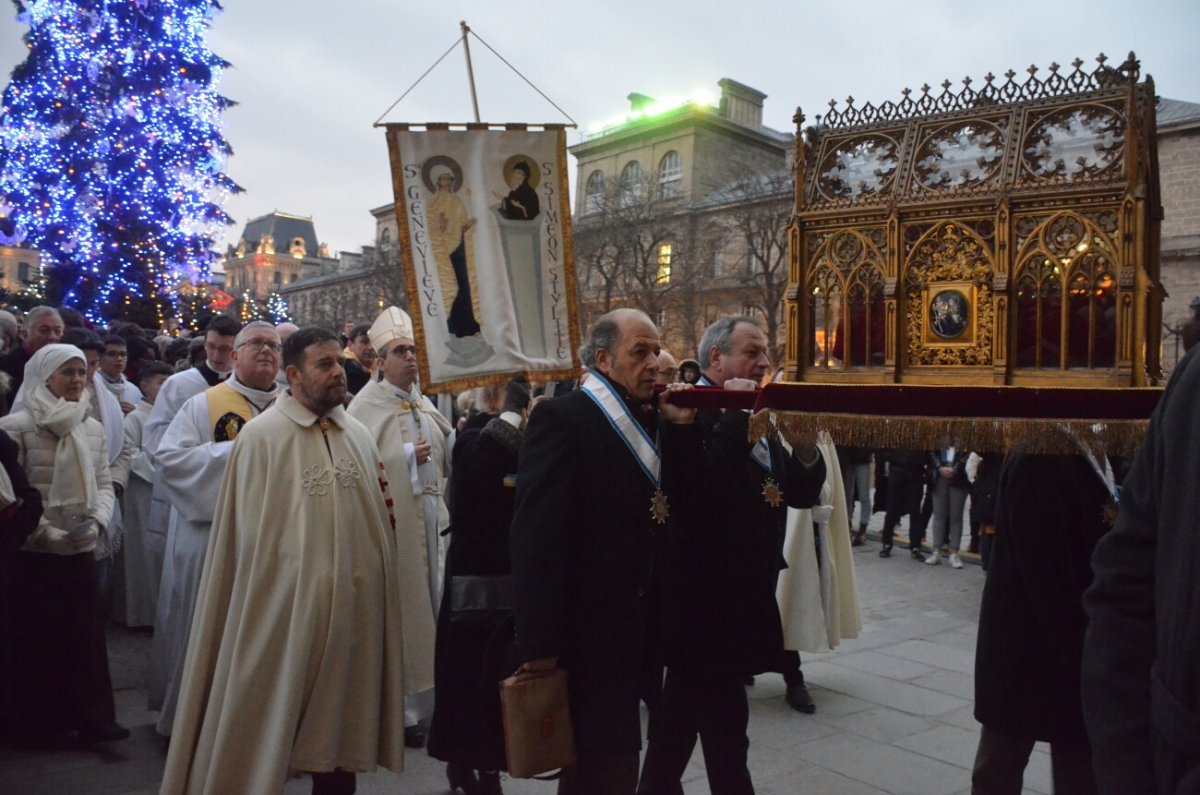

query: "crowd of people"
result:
(0, 300), (1196, 794)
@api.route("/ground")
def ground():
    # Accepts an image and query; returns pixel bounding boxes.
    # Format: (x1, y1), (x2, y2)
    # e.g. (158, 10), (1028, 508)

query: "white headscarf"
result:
(21, 344), (97, 514)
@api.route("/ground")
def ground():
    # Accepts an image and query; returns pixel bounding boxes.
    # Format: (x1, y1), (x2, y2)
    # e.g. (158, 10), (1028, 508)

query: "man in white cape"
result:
(346, 305), (449, 746)
(149, 321), (278, 737)
(777, 432), (863, 654)
(161, 325), (405, 794)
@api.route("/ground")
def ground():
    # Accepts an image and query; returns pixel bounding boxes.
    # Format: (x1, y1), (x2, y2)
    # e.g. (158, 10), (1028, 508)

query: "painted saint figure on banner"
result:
(494, 159), (540, 221)
(423, 156), (495, 367)
(491, 155), (550, 359)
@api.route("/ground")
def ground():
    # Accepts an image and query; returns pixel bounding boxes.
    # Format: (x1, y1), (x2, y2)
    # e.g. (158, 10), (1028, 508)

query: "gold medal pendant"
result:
(651, 490), (670, 525)
(1101, 499), (1119, 527)
(762, 477), (783, 508)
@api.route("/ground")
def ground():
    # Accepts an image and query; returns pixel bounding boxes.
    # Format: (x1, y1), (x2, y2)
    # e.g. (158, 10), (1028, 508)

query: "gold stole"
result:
(206, 381), (254, 442)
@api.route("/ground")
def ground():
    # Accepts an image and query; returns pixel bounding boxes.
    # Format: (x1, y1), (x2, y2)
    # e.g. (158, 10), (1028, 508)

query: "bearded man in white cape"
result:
(346, 305), (450, 747)
(160, 326), (405, 795)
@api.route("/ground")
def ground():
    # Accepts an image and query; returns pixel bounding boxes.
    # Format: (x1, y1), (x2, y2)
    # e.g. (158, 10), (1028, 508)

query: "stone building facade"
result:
(221, 212), (340, 299)
(569, 78), (796, 360)
(279, 203), (407, 329)
(1156, 98), (1200, 369)
(0, 245), (42, 299)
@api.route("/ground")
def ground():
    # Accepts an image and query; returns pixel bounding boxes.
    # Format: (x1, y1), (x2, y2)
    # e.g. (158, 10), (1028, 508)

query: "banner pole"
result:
(460, 20), (482, 123)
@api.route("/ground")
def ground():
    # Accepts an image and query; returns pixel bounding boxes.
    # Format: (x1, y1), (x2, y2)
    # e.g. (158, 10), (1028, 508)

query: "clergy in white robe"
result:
(161, 326), (405, 794)
(347, 305), (450, 733)
(148, 322), (278, 737)
(115, 363), (175, 628)
(140, 318), (239, 582)
(777, 432), (862, 652)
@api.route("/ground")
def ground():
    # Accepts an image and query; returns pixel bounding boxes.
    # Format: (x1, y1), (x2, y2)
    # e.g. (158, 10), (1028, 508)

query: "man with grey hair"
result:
(0, 305), (63, 411)
(640, 315), (826, 795)
(511, 307), (695, 794)
(149, 320), (279, 737)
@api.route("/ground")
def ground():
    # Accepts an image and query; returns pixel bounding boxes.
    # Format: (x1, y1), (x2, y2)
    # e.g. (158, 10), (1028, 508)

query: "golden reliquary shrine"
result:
(785, 53), (1163, 388)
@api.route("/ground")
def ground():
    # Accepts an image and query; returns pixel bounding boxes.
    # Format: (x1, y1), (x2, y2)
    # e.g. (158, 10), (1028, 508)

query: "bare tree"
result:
(718, 172), (793, 363)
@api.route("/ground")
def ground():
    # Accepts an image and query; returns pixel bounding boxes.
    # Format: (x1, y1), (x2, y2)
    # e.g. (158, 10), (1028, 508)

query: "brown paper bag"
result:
(499, 668), (576, 778)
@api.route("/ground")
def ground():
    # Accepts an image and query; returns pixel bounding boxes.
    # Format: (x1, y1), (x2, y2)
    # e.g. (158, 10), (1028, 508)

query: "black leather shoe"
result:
(477, 771), (503, 795)
(785, 682), (816, 714)
(879, 544), (892, 558)
(404, 725), (427, 748)
(79, 721), (130, 744)
(910, 548), (926, 561)
(447, 762), (476, 793)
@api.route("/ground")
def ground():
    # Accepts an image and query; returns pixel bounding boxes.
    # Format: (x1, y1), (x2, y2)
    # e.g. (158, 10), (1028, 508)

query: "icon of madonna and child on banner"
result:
(384, 126), (581, 392)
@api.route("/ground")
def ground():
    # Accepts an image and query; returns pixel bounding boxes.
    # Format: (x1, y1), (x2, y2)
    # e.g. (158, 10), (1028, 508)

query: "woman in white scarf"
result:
(0, 344), (128, 747)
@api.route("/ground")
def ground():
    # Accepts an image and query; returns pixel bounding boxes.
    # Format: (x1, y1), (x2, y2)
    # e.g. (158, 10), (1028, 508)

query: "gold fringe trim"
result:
(748, 410), (1149, 456)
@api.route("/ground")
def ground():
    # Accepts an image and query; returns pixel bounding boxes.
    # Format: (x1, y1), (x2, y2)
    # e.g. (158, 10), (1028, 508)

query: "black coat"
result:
(659, 408), (825, 677)
(969, 452), (1004, 527)
(342, 358), (371, 395)
(428, 413), (522, 770)
(0, 429), (44, 729)
(1083, 346), (1200, 793)
(509, 382), (665, 754)
(974, 453), (1109, 743)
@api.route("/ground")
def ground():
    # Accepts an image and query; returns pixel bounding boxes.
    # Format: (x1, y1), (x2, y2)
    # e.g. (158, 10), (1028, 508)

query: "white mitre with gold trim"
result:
(369, 305), (415, 354)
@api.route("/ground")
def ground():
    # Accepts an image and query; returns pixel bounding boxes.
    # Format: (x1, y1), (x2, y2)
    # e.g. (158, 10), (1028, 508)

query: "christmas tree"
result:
(0, 0), (240, 326)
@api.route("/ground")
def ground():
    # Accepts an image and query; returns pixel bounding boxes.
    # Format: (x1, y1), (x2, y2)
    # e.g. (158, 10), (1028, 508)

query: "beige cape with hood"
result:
(160, 392), (405, 794)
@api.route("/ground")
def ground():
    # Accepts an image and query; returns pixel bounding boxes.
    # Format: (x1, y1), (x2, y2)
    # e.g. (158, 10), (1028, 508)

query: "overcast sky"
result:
(2, 1), (1198, 256)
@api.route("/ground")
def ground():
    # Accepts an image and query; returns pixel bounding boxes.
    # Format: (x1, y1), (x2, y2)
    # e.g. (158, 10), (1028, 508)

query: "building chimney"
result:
(627, 92), (656, 113)
(717, 78), (766, 129)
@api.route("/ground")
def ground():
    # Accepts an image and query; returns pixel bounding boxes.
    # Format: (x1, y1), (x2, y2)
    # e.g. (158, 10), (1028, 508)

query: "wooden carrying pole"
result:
(460, 20), (482, 124)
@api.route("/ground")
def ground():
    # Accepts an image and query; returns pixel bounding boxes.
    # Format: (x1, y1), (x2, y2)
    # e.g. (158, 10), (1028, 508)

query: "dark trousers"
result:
(560, 748), (639, 795)
(778, 649), (805, 687)
(311, 769), (356, 794)
(6, 551), (116, 738)
(881, 471), (926, 550)
(312, 773), (352, 795)
(971, 725), (1096, 795)
(638, 666), (754, 795)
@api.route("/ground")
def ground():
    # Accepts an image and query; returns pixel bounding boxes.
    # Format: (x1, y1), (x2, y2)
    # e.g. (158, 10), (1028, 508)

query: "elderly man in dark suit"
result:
(510, 308), (693, 795)
(638, 315), (826, 795)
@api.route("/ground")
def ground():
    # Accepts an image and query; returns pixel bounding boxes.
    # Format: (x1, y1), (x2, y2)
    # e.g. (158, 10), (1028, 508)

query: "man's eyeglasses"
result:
(390, 344), (418, 358)
(659, 367), (678, 378)
(237, 340), (282, 353)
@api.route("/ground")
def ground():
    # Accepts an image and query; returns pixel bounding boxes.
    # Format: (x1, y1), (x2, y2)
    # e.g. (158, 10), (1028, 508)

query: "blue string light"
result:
(0, 0), (240, 326)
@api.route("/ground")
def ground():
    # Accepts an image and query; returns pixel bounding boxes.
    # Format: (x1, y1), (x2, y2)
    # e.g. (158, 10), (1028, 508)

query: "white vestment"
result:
(148, 376), (275, 736)
(100, 372), (143, 407)
(142, 367), (225, 550)
(347, 378), (450, 721)
(160, 392), (405, 794)
(114, 399), (160, 627)
(777, 433), (862, 652)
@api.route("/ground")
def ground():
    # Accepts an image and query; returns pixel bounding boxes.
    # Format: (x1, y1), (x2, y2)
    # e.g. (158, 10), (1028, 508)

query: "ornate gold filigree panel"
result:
(904, 223), (994, 366)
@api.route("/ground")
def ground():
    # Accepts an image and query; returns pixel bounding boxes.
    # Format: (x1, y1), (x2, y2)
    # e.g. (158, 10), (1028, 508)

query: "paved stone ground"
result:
(0, 513), (1053, 795)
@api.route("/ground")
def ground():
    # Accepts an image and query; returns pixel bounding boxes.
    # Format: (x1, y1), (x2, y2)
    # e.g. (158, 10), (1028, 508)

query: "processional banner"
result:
(385, 126), (580, 392)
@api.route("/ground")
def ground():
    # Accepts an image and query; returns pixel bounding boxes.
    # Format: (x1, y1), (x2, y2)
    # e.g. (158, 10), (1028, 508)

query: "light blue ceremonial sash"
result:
(698, 375), (772, 472)
(580, 371), (660, 488)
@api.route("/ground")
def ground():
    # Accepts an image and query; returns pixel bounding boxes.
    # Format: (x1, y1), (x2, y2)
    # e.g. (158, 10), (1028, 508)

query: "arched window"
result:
(847, 266), (885, 367)
(619, 161), (642, 207)
(658, 151), (682, 199)
(1014, 215), (1118, 370)
(808, 267), (844, 368)
(379, 227), (392, 247)
(584, 170), (605, 214)
(1015, 257), (1063, 369)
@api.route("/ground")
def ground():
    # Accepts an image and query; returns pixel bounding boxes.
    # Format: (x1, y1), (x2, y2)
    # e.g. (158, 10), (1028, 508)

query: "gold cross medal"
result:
(762, 477), (784, 508)
(651, 489), (670, 525)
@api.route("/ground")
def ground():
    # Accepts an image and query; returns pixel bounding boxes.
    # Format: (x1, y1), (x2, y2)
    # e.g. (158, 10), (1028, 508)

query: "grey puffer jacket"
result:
(0, 410), (114, 555)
